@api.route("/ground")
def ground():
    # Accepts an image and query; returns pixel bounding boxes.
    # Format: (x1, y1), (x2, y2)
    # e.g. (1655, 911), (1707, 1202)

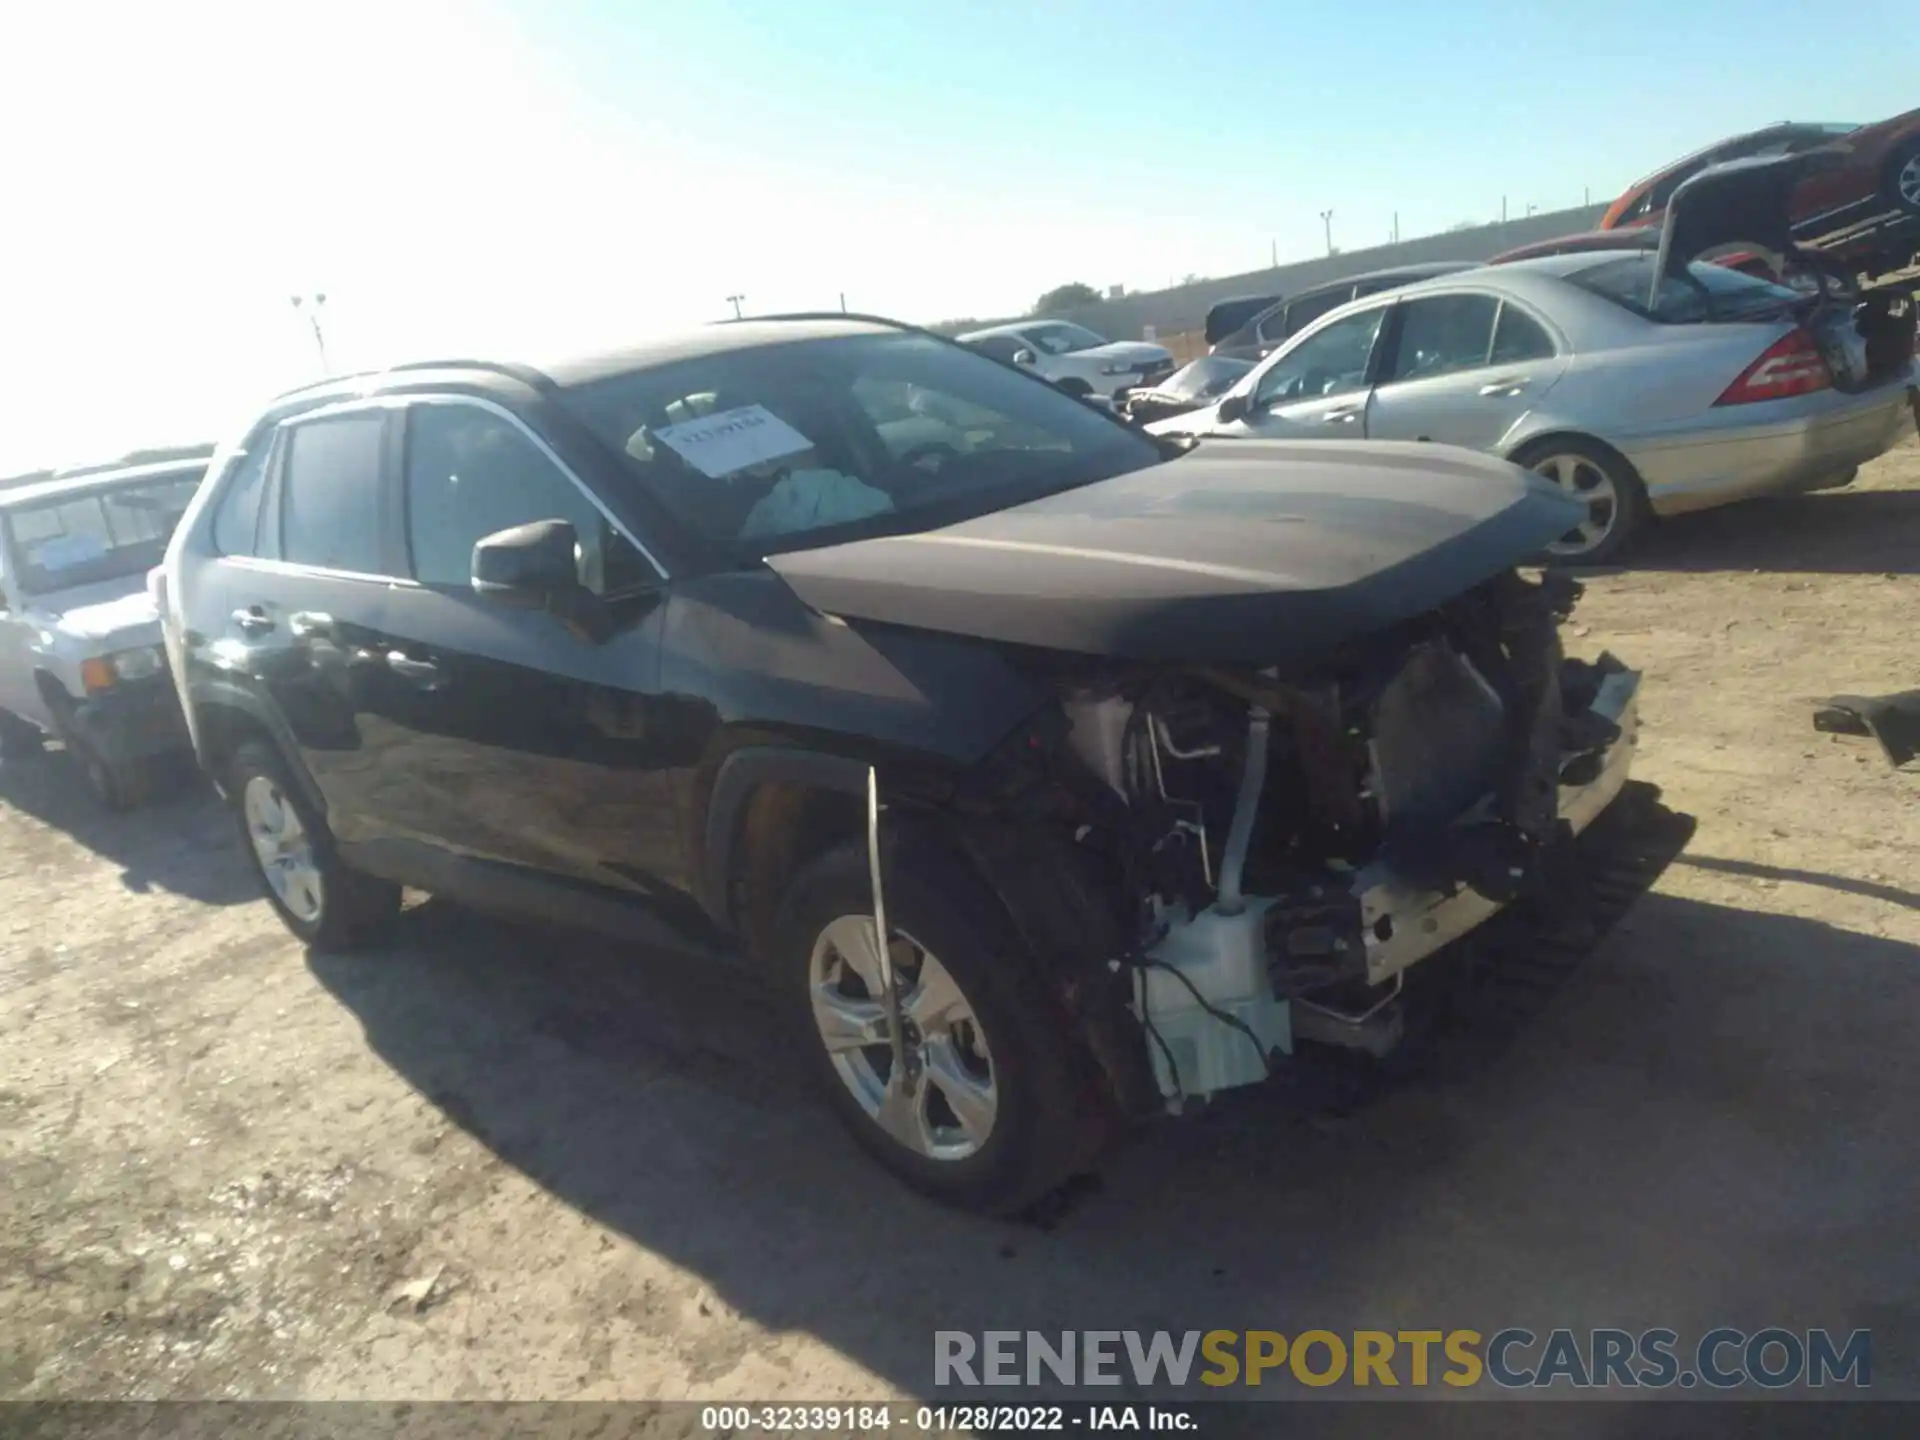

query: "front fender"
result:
(698, 745), (872, 928)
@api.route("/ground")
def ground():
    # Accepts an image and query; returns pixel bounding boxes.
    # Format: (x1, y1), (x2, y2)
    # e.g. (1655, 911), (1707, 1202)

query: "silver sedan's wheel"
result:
(243, 774), (325, 924)
(809, 914), (997, 1162)
(1533, 452), (1621, 559)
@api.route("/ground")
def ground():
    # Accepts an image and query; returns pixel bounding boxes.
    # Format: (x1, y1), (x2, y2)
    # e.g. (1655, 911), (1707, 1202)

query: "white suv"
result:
(958, 320), (1174, 399)
(0, 460), (202, 807)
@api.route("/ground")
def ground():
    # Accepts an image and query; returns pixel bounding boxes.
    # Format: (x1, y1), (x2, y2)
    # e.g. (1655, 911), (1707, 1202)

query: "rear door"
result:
(355, 395), (683, 896)
(223, 402), (418, 846)
(1231, 305), (1390, 437)
(1364, 293), (1569, 451)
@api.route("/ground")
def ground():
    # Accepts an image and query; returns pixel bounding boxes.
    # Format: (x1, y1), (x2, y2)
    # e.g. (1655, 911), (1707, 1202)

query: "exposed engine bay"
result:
(944, 567), (1642, 1111)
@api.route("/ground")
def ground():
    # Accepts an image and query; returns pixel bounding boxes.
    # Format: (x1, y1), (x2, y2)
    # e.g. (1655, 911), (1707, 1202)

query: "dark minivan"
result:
(1209, 262), (1481, 362)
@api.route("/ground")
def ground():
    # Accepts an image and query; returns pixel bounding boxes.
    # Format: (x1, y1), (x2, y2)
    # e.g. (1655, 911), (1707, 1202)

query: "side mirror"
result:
(1216, 391), (1251, 423)
(473, 519), (614, 642)
(472, 519), (581, 608)
(1011, 348), (1037, 367)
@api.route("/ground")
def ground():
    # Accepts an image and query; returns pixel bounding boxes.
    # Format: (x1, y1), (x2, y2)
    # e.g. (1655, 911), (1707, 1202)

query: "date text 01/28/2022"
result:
(699, 1404), (1194, 1433)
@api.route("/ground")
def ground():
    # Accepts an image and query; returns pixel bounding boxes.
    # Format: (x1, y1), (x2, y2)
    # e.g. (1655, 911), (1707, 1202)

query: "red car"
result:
(1599, 112), (1920, 276)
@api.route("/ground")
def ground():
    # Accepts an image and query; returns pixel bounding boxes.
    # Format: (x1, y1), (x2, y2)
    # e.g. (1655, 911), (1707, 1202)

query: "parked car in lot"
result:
(956, 320), (1174, 399)
(1600, 111), (1920, 278)
(162, 315), (1646, 1213)
(1203, 293), (1284, 349)
(1112, 354), (1253, 425)
(1152, 161), (1919, 565)
(1208, 262), (1480, 362)
(0, 460), (203, 805)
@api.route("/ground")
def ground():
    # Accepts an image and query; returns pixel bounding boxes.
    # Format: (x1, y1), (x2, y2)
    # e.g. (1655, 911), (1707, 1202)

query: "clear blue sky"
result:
(2, 0), (1914, 469)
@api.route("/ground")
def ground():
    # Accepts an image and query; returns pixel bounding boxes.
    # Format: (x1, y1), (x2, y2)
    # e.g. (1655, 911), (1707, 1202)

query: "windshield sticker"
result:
(27, 533), (109, 572)
(653, 404), (815, 480)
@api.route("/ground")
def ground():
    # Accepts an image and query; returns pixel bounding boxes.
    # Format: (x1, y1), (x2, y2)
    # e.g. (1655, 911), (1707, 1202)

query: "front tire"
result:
(1512, 436), (1650, 566)
(55, 716), (150, 810)
(227, 739), (400, 950)
(773, 841), (1100, 1215)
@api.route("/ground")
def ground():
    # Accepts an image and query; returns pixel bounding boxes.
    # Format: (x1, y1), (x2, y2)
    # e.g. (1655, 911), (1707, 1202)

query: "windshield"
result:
(1564, 255), (1800, 323)
(559, 332), (1162, 558)
(1162, 355), (1253, 400)
(1020, 322), (1110, 355)
(4, 475), (200, 595)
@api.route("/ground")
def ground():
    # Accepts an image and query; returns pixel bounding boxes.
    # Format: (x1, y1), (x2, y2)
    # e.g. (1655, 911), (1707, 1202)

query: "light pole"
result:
(290, 292), (329, 373)
(1319, 209), (1334, 257)
(725, 294), (745, 320)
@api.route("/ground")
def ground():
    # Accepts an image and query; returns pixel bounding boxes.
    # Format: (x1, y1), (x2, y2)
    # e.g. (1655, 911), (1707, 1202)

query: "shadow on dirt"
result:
(308, 832), (1920, 1406)
(1612, 480), (1920, 577)
(0, 748), (256, 905)
(1675, 852), (1920, 911)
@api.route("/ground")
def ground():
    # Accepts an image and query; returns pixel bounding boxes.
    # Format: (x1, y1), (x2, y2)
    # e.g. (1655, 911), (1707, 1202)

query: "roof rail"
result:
(272, 357), (552, 402)
(722, 311), (933, 336)
(382, 357), (554, 389)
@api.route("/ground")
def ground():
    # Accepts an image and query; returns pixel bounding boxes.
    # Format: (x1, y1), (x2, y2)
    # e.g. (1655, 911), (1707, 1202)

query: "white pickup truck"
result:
(0, 460), (204, 807)
(957, 319), (1175, 400)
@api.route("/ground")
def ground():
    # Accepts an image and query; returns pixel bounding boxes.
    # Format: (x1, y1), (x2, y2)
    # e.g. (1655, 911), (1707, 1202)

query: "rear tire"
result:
(1511, 436), (1650, 566)
(0, 710), (44, 761)
(227, 739), (400, 950)
(773, 841), (1101, 1215)
(1884, 139), (1920, 216)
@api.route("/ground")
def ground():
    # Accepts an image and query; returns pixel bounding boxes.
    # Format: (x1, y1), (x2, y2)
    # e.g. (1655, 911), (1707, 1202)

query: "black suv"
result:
(161, 315), (1645, 1213)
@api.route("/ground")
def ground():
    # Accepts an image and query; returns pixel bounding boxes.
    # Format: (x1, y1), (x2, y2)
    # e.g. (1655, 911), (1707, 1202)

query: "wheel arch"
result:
(32, 669), (73, 714)
(187, 679), (324, 813)
(1503, 427), (1646, 484)
(700, 747), (873, 955)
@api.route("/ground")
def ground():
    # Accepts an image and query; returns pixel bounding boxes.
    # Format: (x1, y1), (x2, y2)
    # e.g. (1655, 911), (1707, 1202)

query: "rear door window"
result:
(1490, 304), (1557, 364)
(1381, 294), (1501, 383)
(278, 414), (389, 574)
(211, 435), (273, 555)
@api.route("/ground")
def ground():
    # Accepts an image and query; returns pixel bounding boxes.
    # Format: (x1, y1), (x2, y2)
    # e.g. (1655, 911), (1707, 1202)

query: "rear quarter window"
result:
(1564, 256), (1799, 323)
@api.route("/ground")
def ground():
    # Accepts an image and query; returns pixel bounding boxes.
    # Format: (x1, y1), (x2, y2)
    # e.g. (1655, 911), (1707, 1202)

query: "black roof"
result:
(269, 315), (917, 406)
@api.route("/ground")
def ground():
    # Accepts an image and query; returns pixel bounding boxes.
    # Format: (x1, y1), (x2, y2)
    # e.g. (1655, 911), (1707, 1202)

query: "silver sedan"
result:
(1147, 252), (1918, 562)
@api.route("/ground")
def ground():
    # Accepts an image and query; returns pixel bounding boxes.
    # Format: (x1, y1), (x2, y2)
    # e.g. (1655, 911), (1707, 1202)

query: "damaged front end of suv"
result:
(763, 438), (1649, 1195)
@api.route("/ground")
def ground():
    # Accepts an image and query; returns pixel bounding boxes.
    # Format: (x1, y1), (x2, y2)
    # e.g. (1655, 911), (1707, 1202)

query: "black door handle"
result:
(385, 652), (443, 687)
(288, 611), (335, 639)
(232, 607), (274, 635)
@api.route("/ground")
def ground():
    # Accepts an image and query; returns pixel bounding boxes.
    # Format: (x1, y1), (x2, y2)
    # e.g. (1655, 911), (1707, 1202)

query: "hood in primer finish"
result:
(766, 440), (1583, 666)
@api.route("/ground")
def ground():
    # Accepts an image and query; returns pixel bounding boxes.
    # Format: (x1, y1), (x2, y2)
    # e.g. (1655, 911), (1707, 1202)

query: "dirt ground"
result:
(5, 432), (1920, 1407)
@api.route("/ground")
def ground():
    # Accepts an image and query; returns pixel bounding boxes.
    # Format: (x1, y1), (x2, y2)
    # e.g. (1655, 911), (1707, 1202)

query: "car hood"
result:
(1658, 146), (1850, 278)
(32, 581), (161, 644)
(765, 440), (1584, 666)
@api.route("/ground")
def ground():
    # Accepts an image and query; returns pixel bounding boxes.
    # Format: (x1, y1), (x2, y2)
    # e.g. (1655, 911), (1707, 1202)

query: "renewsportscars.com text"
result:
(934, 1328), (1872, 1391)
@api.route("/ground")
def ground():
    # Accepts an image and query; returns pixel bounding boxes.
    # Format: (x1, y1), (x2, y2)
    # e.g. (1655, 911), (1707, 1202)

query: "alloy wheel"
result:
(1899, 152), (1920, 213)
(243, 775), (325, 923)
(1533, 453), (1619, 559)
(809, 915), (997, 1162)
